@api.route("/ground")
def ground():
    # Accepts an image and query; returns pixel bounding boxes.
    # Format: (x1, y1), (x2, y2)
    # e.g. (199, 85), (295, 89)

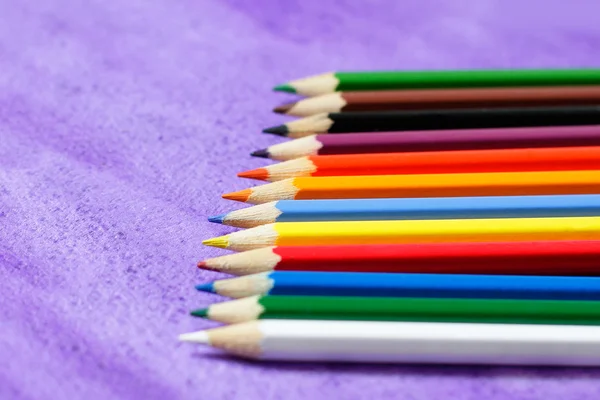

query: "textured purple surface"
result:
(2, 0), (600, 398)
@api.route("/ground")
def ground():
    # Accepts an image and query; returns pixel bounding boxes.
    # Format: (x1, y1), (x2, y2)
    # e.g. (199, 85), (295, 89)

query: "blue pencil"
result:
(196, 271), (600, 300)
(208, 194), (600, 228)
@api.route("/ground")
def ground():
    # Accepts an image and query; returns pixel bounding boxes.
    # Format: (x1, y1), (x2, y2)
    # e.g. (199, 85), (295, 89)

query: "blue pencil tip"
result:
(208, 214), (226, 224)
(195, 282), (215, 293)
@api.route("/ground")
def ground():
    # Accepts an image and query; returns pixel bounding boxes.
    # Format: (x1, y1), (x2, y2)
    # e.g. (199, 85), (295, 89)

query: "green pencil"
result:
(274, 69), (600, 96)
(191, 295), (600, 325)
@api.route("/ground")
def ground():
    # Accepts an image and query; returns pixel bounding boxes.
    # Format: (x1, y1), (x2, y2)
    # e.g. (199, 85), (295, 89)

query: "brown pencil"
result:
(274, 86), (600, 117)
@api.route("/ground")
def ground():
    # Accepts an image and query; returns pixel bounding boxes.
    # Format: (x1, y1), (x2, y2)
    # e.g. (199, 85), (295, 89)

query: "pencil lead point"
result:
(238, 168), (268, 180)
(222, 189), (251, 202)
(178, 331), (210, 344)
(190, 308), (209, 318)
(195, 282), (215, 293)
(263, 125), (288, 136)
(202, 236), (229, 249)
(251, 148), (270, 158)
(208, 214), (226, 224)
(273, 103), (294, 114)
(197, 261), (208, 269)
(273, 84), (296, 93)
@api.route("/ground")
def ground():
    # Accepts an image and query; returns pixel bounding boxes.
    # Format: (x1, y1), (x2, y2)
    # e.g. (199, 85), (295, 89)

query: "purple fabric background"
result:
(2, 0), (600, 398)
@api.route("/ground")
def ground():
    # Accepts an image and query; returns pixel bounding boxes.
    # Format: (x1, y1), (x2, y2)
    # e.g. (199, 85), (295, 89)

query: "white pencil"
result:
(179, 319), (600, 365)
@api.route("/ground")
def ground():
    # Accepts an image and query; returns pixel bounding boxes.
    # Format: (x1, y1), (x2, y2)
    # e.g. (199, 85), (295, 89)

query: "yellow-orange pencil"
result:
(202, 216), (600, 252)
(222, 170), (600, 204)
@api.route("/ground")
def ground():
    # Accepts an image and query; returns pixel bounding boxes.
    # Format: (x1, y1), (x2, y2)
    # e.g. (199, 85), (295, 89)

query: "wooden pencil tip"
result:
(251, 149), (270, 158)
(202, 236), (229, 249)
(263, 125), (288, 136)
(273, 83), (296, 93)
(273, 103), (294, 114)
(190, 308), (209, 318)
(222, 189), (251, 202)
(238, 168), (269, 180)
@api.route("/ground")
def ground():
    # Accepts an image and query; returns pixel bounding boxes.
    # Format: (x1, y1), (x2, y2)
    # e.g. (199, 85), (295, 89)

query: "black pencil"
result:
(262, 105), (600, 138)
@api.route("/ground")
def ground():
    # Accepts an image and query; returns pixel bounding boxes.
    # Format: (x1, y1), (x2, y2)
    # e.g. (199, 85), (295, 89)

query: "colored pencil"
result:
(221, 170), (600, 204)
(191, 295), (600, 325)
(197, 241), (600, 276)
(274, 86), (600, 117)
(251, 126), (600, 161)
(201, 217), (600, 252)
(179, 319), (600, 365)
(208, 195), (600, 228)
(239, 147), (600, 182)
(263, 106), (600, 138)
(195, 271), (600, 300)
(273, 69), (600, 96)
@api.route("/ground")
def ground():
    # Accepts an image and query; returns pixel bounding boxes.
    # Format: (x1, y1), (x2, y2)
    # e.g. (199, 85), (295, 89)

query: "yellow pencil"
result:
(202, 216), (600, 252)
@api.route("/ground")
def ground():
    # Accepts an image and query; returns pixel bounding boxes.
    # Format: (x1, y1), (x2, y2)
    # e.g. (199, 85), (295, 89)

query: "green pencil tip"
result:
(273, 83), (296, 93)
(190, 308), (209, 318)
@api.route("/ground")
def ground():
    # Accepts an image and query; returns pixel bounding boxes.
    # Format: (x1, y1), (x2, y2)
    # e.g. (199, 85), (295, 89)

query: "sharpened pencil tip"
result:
(208, 214), (226, 224)
(202, 236), (229, 249)
(273, 103), (294, 114)
(190, 308), (209, 318)
(263, 125), (288, 136)
(197, 261), (208, 269)
(238, 168), (268, 180)
(251, 149), (270, 158)
(222, 189), (251, 202)
(178, 331), (210, 344)
(273, 84), (296, 93)
(195, 282), (215, 293)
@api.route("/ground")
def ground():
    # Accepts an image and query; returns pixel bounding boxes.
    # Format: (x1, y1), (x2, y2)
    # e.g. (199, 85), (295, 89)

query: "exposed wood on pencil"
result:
(274, 69), (600, 96)
(263, 106), (600, 139)
(252, 126), (600, 161)
(239, 147), (600, 182)
(191, 295), (600, 325)
(222, 170), (600, 204)
(179, 319), (600, 364)
(197, 241), (600, 276)
(274, 86), (600, 117)
(201, 216), (600, 252)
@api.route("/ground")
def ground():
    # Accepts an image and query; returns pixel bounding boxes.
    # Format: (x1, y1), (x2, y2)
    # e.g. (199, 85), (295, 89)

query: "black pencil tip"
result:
(251, 148), (270, 158)
(263, 125), (289, 136)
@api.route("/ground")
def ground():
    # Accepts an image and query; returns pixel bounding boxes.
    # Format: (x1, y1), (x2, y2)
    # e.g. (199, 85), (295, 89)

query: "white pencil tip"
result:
(178, 331), (210, 344)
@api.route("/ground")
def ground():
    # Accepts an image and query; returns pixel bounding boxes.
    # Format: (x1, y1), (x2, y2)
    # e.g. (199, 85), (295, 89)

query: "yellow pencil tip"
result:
(202, 235), (229, 249)
(222, 189), (251, 202)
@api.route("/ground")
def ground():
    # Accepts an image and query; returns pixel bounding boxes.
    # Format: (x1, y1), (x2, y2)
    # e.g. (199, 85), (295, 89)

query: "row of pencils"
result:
(180, 68), (600, 366)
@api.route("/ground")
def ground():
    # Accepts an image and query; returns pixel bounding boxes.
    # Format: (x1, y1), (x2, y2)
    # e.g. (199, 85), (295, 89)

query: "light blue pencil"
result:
(208, 194), (600, 228)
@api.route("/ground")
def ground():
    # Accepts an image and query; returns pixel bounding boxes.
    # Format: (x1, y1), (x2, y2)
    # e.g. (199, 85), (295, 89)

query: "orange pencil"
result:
(223, 170), (600, 204)
(238, 146), (600, 182)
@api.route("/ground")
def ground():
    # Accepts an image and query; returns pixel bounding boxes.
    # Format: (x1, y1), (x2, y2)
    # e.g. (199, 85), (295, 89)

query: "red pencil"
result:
(238, 146), (600, 182)
(198, 241), (600, 276)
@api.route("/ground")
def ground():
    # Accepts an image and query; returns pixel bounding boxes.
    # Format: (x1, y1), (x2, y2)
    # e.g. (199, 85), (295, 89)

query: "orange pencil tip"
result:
(222, 189), (252, 202)
(237, 168), (269, 180)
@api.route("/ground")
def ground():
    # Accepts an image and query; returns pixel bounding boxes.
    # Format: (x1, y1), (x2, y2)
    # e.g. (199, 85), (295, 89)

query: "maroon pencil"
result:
(252, 125), (600, 161)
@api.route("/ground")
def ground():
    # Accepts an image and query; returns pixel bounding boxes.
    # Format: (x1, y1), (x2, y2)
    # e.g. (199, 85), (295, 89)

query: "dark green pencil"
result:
(191, 295), (600, 325)
(274, 69), (600, 96)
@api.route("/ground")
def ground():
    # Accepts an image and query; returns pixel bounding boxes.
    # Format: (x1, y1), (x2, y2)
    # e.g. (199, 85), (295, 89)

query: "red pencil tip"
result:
(237, 168), (269, 180)
(222, 189), (251, 202)
(197, 261), (214, 270)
